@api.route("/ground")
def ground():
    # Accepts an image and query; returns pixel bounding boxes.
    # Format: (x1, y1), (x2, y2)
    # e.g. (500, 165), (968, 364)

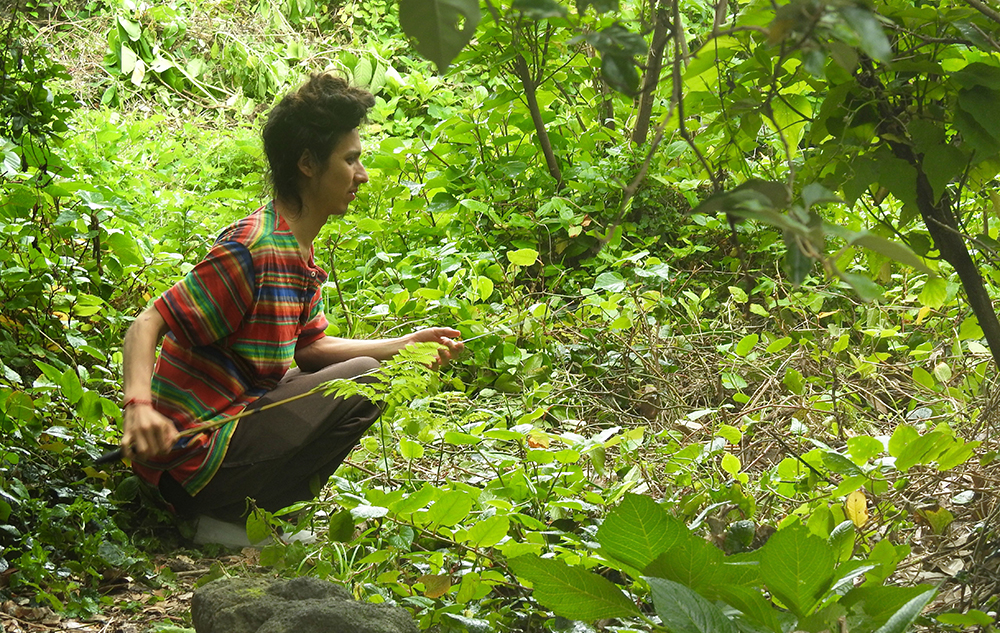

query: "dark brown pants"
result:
(159, 356), (382, 522)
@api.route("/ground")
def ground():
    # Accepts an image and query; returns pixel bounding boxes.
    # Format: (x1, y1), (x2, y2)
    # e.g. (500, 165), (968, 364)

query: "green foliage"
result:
(5, 0), (998, 629)
(513, 495), (934, 632)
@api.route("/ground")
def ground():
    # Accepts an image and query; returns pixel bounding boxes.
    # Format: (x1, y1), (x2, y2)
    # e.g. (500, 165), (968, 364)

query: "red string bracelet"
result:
(121, 397), (153, 410)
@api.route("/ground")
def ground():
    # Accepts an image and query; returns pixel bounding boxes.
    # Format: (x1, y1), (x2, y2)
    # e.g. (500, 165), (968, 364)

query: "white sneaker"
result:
(280, 527), (317, 545)
(191, 515), (318, 548)
(192, 515), (269, 548)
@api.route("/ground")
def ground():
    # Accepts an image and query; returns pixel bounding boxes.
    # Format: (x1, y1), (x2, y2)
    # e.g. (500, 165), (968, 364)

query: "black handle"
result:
(95, 447), (124, 465)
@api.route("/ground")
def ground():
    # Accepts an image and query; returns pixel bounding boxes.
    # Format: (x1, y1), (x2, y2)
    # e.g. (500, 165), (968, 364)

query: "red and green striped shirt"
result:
(133, 202), (329, 495)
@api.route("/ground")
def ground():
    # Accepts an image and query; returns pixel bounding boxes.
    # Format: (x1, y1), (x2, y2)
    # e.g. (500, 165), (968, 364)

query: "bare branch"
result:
(965, 0), (1000, 26)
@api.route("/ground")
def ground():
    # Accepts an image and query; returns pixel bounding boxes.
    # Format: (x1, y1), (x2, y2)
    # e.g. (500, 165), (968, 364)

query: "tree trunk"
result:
(632, 0), (671, 145)
(892, 142), (1000, 368)
(513, 54), (563, 189)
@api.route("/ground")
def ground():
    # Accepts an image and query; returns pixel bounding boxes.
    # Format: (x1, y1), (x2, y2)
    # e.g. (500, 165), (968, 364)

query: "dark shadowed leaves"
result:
(399, 0), (481, 72)
(646, 577), (739, 633)
(839, 6), (892, 62)
(513, 0), (569, 19)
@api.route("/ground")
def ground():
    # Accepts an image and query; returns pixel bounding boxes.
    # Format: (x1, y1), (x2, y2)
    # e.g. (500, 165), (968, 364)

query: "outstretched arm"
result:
(121, 306), (178, 459)
(294, 327), (465, 373)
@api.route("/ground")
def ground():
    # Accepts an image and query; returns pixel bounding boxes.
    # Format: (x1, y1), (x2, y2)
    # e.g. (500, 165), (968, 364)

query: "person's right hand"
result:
(121, 403), (178, 460)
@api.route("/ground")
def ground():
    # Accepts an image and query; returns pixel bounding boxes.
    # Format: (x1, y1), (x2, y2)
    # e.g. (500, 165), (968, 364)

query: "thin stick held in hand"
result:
(95, 315), (547, 466)
(94, 366), (381, 466)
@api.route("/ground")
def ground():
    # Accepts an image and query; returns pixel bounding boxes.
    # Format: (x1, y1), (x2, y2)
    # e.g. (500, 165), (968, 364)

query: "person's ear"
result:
(297, 149), (316, 178)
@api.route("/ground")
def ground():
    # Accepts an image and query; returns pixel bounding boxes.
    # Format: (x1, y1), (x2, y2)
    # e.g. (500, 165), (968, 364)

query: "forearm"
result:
(294, 328), (464, 373)
(122, 306), (170, 401)
(294, 335), (408, 372)
(121, 306), (179, 458)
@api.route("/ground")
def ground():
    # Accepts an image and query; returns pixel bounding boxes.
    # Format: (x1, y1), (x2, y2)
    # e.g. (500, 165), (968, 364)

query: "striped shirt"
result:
(133, 202), (329, 495)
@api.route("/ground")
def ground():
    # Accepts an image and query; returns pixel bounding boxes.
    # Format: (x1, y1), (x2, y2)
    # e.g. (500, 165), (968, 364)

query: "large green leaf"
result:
(759, 524), (835, 618)
(601, 52), (639, 94)
(922, 145), (967, 203)
(643, 533), (723, 592)
(840, 271), (882, 302)
(507, 248), (539, 266)
(893, 431), (952, 470)
(957, 86), (1000, 147)
(709, 584), (783, 633)
(954, 108), (1000, 159)
(646, 577), (739, 633)
(509, 555), (640, 620)
(577, 0), (619, 14)
(951, 61), (1000, 90)
(784, 230), (814, 285)
(60, 368), (84, 405)
(840, 585), (931, 628)
(596, 493), (686, 571)
(399, 0), (481, 73)
(839, 6), (892, 62)
(873, 588), (936, 633)
(426, 489), (473, 527)
(693, 179), (791, 217)
(876, 154), (919, 224)
(847, 231), (933, 275)
(464, 515), (509, 548)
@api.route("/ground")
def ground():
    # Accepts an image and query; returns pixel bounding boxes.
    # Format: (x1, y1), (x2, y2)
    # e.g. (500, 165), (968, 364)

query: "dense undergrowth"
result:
(2, 0), (1000, 631)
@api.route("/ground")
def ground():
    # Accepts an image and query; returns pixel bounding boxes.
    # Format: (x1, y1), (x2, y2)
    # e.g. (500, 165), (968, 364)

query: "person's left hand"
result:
(404, 327), (464, 369)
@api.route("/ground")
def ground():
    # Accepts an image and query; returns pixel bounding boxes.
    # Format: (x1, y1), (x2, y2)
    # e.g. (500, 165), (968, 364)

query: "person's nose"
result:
(356, 162), (369, 184)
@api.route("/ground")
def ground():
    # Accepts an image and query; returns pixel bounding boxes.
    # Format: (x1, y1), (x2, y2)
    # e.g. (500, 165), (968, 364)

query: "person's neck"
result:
(274, 197), (323, 260)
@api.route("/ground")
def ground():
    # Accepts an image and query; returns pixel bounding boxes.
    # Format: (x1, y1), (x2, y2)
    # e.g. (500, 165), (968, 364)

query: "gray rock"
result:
(192, 576), (418, 633)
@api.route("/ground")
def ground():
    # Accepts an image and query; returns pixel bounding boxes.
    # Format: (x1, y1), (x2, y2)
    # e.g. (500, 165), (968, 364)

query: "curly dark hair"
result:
(262, 73), (375, 211)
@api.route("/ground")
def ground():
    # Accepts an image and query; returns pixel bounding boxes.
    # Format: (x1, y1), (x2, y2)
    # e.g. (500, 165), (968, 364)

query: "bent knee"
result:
(347, 356), (380, 378)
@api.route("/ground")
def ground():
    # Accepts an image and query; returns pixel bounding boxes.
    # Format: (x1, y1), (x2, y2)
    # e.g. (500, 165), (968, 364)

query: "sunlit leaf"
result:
(426, 490), (473, 527)
(419, 574), (452, 598)
(844, 490), (867, 527)
(759, 524), (835, 617)
(597, 494), (686, 570)
(465, 515), (509, 548)
(509, 555), (640, 620)
(507, 248), (539, 266)
(735, 334), (758, 357)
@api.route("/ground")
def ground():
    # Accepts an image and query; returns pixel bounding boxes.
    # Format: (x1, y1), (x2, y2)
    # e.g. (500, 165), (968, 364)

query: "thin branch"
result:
(672, 0), (719, 189)
(965, 0), (1000, 26)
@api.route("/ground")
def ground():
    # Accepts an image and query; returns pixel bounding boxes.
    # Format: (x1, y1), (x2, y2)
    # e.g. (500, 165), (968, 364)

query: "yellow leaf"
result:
(527, 432), (550, 449)
(915, 305), (930, 325)
(83, 466), (110, 481)
(845, 489), (868, 528)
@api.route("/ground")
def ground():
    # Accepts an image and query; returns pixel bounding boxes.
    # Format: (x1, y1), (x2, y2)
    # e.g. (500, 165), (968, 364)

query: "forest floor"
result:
(3, 425), (998, 633)
(0, 547), (256, 633)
